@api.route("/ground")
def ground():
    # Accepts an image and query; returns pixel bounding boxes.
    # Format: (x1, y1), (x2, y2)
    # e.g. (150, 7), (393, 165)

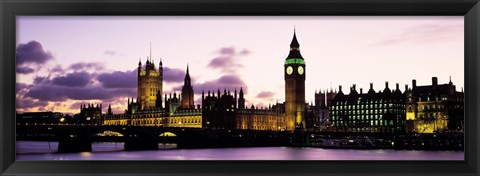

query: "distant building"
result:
(104, 30), (305, 132)
(16, 111), (66, 124)
(329, 82), (406, 133)
(312, 89), (337, 131)
(76, 103), (102, 124)
(406, 77), (464, 133)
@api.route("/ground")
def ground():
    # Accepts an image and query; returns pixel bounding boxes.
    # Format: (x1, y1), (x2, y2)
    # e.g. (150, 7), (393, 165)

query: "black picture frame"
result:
(1, 0), (479, 175)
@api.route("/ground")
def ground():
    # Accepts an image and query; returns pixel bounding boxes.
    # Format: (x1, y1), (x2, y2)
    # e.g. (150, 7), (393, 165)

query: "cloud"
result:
(207, 47), (250, 73)
(104, 50), (118, 56)
(163, 67), (186, 83)
(25, 85), (136, 101)
(33, 76), (48, 84)
(23, 68), (136, 102)
(220, 47), (235, 55)
(370, 23), (463, 46)
(239, 49), (250, 55)
(17, 66), (35, 74)
(97, 69), (137, 88)
(16, 98), (49, 109)
(69, 62), (104, 71)
(52, 71), (93, 87)
(16, 41), (53, 65)
(256, 91), (275, 99)
(16, 83), (28, 92)
(51, 65), (65, 74)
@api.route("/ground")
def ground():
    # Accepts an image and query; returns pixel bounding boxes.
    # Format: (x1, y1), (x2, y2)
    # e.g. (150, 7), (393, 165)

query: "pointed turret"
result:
(290, 27), (300, 48)
(287, 28), (303, 59)
(184, 64), (191, 86)
(107, 104), (112, 115)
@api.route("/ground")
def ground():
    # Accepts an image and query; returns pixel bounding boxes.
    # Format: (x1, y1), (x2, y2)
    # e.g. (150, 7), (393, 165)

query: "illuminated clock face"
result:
(298, 66), (304, 75)
(286, 66), (293, 75)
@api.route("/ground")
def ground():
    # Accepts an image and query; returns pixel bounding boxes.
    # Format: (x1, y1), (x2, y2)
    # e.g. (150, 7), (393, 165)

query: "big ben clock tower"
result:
(284, 29), (306, 131)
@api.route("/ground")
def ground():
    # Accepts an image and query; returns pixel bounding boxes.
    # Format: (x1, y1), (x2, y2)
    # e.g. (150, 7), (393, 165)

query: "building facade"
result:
(180, 65), (195, 109)
(312, 89), (337, 131)
(329, 83), (406, 133)
(406, 77), (464, 133)
(137, 55), (163, 110)
(103, 30), (305, 132)
(103, 64), (202, 128)
(284, 29), (306, 131)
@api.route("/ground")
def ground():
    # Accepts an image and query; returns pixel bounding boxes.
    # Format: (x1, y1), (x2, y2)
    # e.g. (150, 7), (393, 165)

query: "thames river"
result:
(16, 141), (464, 160)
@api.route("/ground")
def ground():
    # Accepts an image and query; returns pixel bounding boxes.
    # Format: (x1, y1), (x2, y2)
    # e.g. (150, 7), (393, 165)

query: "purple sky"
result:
(16, 16), (464, 114)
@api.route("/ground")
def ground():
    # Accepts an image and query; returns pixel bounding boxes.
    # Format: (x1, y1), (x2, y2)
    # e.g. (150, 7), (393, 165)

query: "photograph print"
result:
(15, 16), (464, 160)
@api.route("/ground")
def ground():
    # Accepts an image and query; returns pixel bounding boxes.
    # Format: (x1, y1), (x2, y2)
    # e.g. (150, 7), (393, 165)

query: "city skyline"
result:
(16, 16), (464, 114)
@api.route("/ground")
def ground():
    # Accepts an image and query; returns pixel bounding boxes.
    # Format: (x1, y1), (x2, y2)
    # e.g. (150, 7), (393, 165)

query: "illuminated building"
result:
(406, 77), (464, 133)
(103, 64), (202, 127)
(104, 30), (312, 132)
(236, 104), (285, 131)
(180, 65), (195, 109)
(137, 47), (163, 110)
(284, 29), (306, 131)
(329, 83), (406, 133)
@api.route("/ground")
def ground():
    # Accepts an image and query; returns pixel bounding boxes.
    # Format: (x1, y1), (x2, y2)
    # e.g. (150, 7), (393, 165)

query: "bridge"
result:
(16, 124), (292, 152)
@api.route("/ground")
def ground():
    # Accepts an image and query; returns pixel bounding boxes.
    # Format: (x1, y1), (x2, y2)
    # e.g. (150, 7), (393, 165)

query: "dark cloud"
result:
(207, 47), (249, 73)
(16, 41), (53, 65)
(16, 98), (49, 109)
(164, 67), (186, 83)
(208, 56), (236, 70)
(69, 62), (104, 71)
(256, 91), (275, 99)
(25, 85), (136, 101)
(104, 50), (118, 56)
(16, 83), (28, 92)
(52, 71), (93, 87)
(51, 65), (65, 74)
(98, 69), (137, 88)
(17, 66), (35, 74)
(33, 76), (48, 84)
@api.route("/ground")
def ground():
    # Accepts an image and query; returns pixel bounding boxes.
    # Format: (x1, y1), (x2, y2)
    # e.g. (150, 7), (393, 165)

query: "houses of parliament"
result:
(102, 30), (307, 132)
(100, 30), (464, 134)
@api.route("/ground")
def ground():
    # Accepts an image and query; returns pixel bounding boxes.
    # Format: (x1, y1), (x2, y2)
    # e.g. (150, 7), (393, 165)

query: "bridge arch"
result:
(159, 132), (177, 137)
(95, 130), (125, 137)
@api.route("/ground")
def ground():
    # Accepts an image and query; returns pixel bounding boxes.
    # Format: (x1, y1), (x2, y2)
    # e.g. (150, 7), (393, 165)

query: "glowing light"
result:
(59, 117), (65, 123)
(159, 132), (177, 137)
(284, 58), (304, 65)
(80, 152), (92, 156)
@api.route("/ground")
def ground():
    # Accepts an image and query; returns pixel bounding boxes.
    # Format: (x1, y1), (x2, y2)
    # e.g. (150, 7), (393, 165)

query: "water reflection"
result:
(16, 141), (464, 160)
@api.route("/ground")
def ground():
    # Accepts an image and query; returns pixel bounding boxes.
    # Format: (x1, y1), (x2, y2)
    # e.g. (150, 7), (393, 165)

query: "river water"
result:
(16, 141), (464, 160)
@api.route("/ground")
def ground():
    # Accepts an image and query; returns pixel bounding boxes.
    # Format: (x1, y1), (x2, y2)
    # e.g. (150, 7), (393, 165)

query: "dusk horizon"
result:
(16, 16), (464, 115)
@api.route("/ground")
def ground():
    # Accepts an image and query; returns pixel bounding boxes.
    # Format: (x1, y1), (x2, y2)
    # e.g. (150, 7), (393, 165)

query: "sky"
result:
(16, 16), (464, 114)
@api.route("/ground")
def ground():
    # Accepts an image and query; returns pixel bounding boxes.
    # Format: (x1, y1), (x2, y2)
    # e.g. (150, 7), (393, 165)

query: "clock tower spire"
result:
(284, 28), (306, 131)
